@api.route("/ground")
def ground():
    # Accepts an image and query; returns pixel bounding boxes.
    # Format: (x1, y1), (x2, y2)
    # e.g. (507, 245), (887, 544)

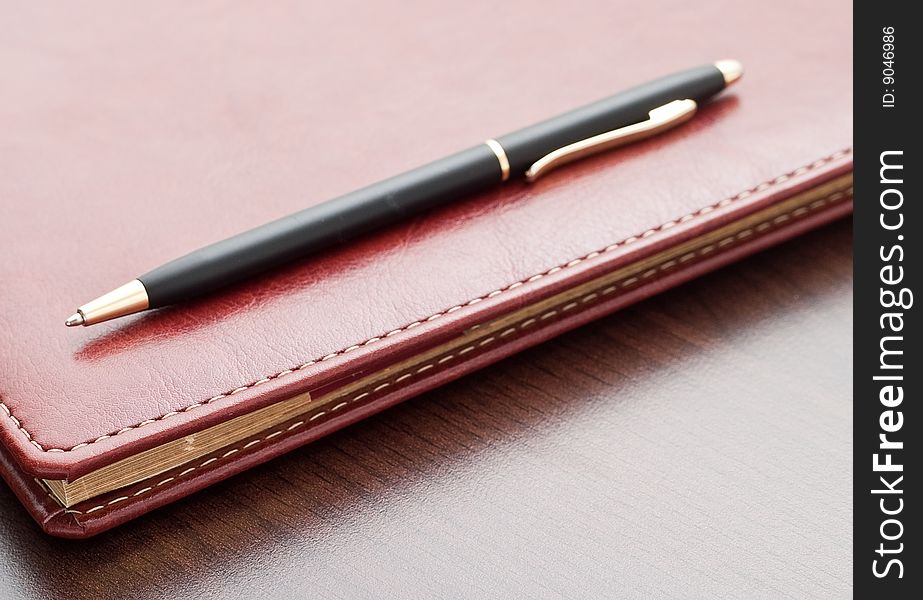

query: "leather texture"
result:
(0, 0), (851, 537)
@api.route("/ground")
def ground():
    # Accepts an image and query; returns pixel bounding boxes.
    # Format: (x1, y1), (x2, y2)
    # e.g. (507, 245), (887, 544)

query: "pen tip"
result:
(65, 312), (85, 327)
(714, 59), (743, 86)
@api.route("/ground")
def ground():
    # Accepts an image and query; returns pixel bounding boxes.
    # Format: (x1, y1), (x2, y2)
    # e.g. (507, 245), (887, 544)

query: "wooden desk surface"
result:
(1, 220), (852, 599)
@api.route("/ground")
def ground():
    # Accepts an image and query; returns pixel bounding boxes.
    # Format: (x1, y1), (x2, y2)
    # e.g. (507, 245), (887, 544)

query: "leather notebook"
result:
(0, 0), (851, 538)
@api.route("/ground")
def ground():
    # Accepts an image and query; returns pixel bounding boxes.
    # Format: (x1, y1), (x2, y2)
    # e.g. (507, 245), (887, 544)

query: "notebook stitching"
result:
(1, 147), (852, 453)
(61, 186), (853, 517)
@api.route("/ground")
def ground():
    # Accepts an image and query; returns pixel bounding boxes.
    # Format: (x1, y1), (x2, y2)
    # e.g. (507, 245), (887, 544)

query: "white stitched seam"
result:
(2, 149), (852, 453)
(61, 187), (851, 517)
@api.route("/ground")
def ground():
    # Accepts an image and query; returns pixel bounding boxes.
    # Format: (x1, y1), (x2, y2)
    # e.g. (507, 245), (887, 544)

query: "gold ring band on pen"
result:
(485, 139), (511, 181)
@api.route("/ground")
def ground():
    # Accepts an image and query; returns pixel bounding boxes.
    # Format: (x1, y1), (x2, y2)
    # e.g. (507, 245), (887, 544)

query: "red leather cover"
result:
(0, 0), (851, 537)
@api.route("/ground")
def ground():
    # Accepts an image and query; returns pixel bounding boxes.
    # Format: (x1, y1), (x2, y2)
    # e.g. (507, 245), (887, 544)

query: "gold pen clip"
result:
(525, 99), (698, 182)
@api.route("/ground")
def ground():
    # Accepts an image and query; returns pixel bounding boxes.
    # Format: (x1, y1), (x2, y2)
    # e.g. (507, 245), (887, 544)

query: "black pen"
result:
(66, 60), (742, 327)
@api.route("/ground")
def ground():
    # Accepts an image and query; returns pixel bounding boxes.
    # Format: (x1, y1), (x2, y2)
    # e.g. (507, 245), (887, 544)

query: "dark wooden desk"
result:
(1, 220), (852, 599)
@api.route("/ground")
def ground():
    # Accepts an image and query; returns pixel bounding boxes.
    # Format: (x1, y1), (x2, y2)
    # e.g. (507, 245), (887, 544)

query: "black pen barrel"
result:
(139, 144), (502, 307)
(138, 63), (729, 309)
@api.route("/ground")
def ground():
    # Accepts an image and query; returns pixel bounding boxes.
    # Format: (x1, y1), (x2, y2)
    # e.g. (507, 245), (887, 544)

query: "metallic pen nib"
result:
(714, 59), (743, 86)
(65, 280), (150, 327)
(65, 312), (85, 327)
